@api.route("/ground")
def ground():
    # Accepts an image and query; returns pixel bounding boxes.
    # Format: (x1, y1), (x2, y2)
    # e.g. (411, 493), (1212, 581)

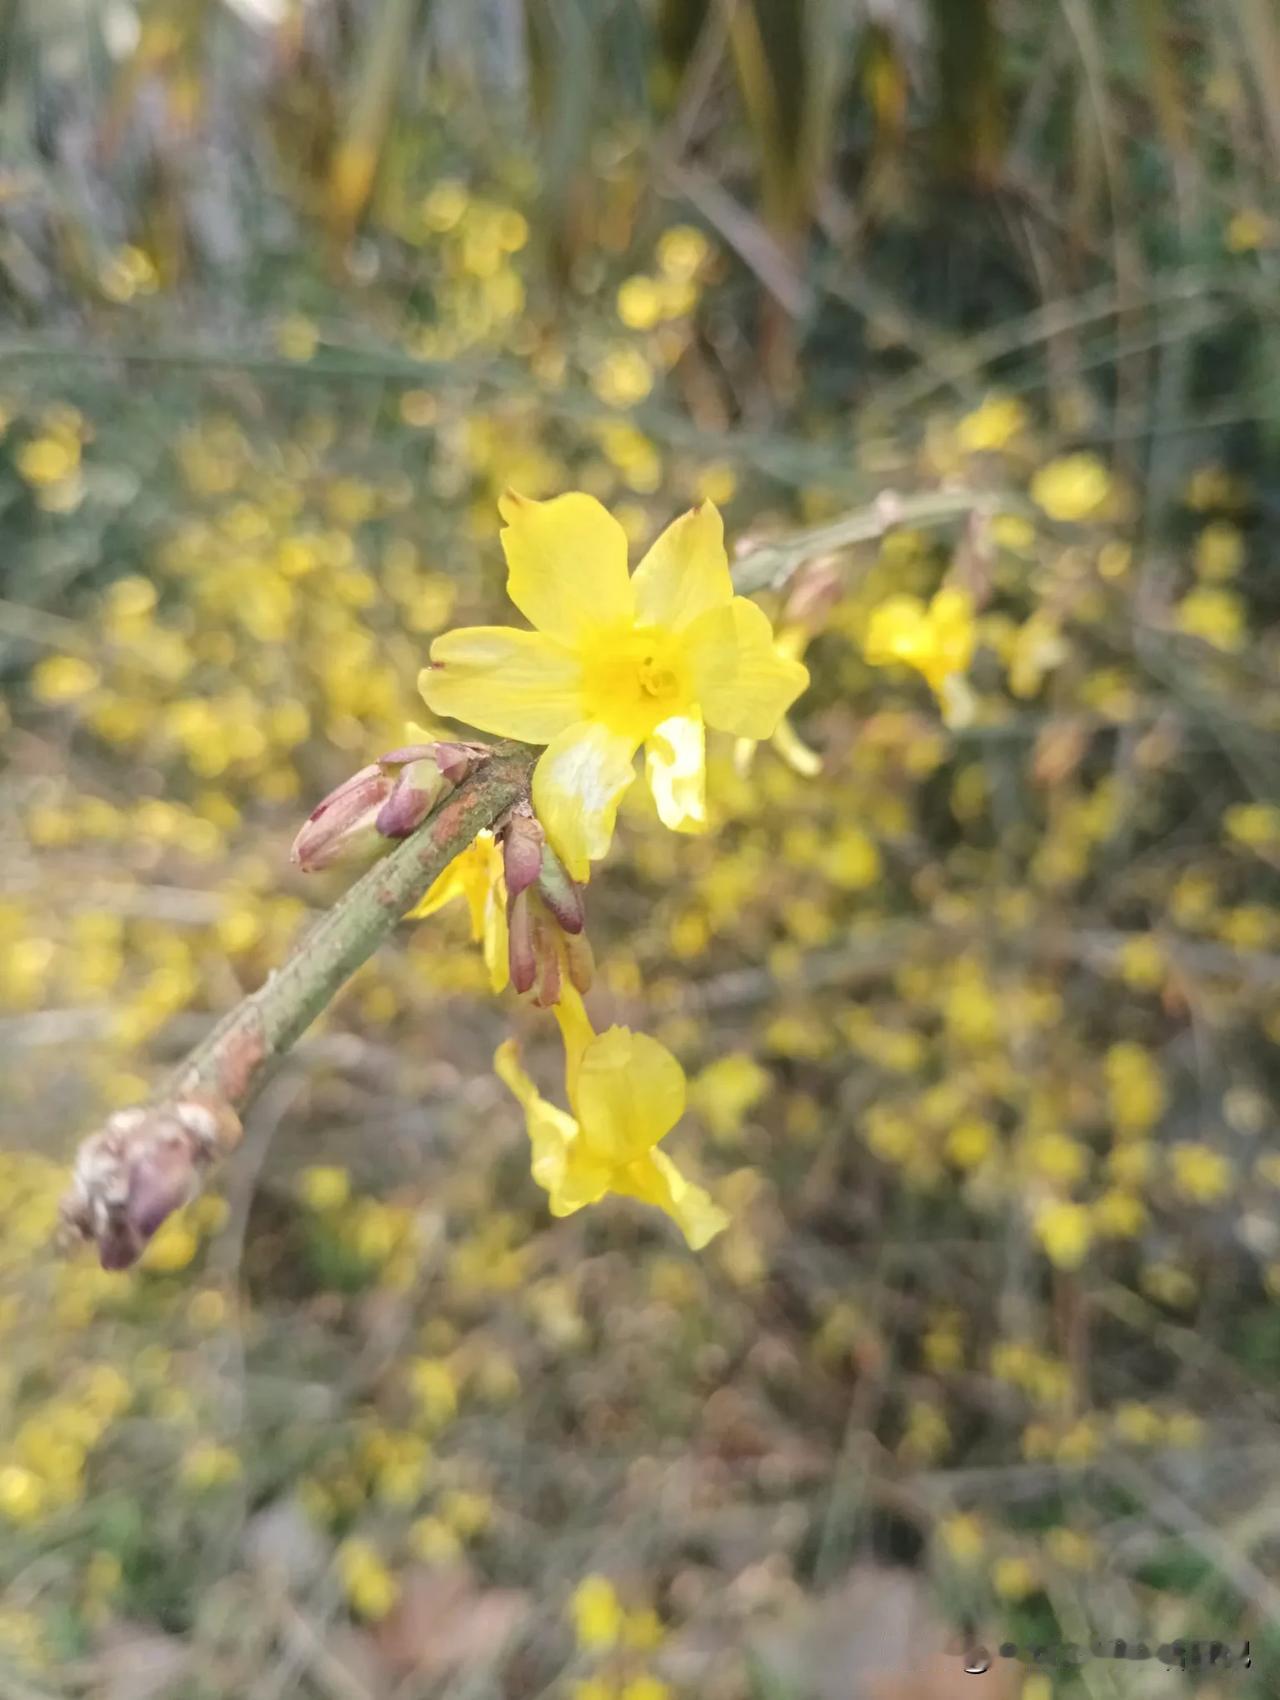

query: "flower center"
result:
(638, 652), (680, 700)
(581, 624), (689, 739)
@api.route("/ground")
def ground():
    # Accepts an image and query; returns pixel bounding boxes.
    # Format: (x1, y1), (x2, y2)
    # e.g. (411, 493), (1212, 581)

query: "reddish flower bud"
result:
(294, 742), (490, 870)
(291, 763), (392, 871)
(529, 902), (561, 1009)
(433, 741), (488, 785)
(502, 812), (545, 898)
(535, 843), (585, 934)
(507, 888), (538, 994)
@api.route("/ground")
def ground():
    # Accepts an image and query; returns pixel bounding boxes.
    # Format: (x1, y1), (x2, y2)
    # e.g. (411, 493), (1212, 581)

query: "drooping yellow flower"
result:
(863, 586), (975, 702)
(408, 829), (508, 992)
(494, 987), (727, 1248)
(421, 494), (808, 880)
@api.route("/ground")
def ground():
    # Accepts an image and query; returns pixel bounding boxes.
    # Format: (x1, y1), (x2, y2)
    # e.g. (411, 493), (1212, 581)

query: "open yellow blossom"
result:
(421, 493), (808, 880)
(408, 828), (508, 991)
(494, 987), (727, 1248)
(864, 586), (975, 695)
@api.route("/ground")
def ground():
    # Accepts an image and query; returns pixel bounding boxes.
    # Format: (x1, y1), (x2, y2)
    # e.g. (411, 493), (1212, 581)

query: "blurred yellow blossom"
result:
(1170, 1143), (1232, 1203)
(1176, 586), (1244, 650)
(689, 1054), (771, 1142)
(571, 1575), (624, 1649)
(864, 586), (975, 705)
(337, 1539), (399, 1620)
(955, 393), (1027, 453)
(1034, 1200), (1093, 1269)
(32, 655), (100, 704)
(939, 1512), (985, 1563)
(992, 1555), (1036, 1599)
(1030, 454), (1110, 521)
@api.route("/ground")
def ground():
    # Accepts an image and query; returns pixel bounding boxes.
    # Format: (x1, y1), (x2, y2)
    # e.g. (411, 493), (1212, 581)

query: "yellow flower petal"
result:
(645, 711), (706, 832)
(422, 627), (582, 740)
(532, 720), (639, 880)
(482, 875), (510, 994)
(573, 1026), (686, 1165)
(494, 1040), (586, 1208)
(615, 1149), (728, 1249)
(498, 490), (633, 644)
(631, 501), (732, 631)
(864, 594), (928, 668)
(686, 597), (809, 739)
(553, 982), (595, 1102)
(408, 832), (495, 931)
(408, 833), (510, 992)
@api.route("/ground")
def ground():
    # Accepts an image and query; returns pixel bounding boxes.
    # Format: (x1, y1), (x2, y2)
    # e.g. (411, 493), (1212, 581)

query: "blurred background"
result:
(2, 0), (1279, 1694)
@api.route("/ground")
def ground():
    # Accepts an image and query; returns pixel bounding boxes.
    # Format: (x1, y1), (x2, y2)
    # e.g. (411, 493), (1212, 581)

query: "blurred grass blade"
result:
(328, 0), (427, 238)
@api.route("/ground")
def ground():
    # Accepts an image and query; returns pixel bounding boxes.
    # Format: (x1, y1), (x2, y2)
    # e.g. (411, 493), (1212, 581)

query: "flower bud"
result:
(505, 880), (593, 1005)
(502, 811), (545, 898)
(535, 842), (585, 934)
(291, 763), (393, 871)
(507, 887), (538, 994)
(293, 742), (490, 871)
(60, 1097), (242, 1272)
(563, 927), (594, 994)
(374, 748), (452, 840)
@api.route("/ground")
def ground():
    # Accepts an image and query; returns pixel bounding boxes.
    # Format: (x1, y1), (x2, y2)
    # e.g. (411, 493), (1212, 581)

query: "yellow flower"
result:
(955, 393), (1028, 454)
(689, 1054), (771, 1143)
(1092, 1189), (1146, 1238)
(408, 829), (509, 992)
(992, 1555), (1036, 1600)
(422, 495), (806, 879)
(617, 276), (663, 330)
(1170, 1142), (1232, 1203)
(17, 434), (79, 487)
(494, 987), (728, 1248)
(938, 1512), (984, 1564)
(1030, 454), (1111, 521)
(1194, 521), (1244, 580)
(32, 655), (100, 704)
(337, 1538), (399, 1620)
(863, 586), (975, 698)
(0, 1465), (46, 1525)
(179, 1441), (242, 1490)
(1113, 1401), (1162, 1446)
(298, 1165), (350, 1211)
(1105, 1041), (1165, 1138)
(1034, 1200), (1092, 1270)
(620, 1680), (671, 1700)
(1225, 209), (1272, 253)
(1224, 802), (1280, 851)
(571, 1575), (624, 1650)
(1176, 586), (1244, 651)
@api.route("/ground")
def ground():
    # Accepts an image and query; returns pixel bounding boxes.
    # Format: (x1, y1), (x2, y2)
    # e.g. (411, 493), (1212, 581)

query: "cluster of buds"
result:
(499, 807), (593, 1008)
(291, 741), (490, 872)
(59, 1096), (243, 1270)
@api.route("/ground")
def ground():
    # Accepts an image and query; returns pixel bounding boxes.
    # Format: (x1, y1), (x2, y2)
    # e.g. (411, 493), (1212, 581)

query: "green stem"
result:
(167, 740), (536, 1114)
